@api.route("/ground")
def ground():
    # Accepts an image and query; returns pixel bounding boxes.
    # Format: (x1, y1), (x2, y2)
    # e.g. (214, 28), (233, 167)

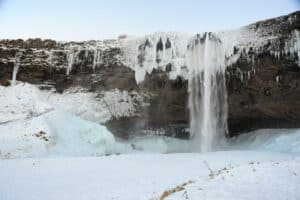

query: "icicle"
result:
(92, 48), (98, 71)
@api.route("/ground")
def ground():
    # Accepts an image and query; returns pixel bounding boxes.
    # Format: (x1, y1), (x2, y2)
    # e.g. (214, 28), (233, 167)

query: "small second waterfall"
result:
(187, 33), (228, 152)
(11, 54), (21, 86)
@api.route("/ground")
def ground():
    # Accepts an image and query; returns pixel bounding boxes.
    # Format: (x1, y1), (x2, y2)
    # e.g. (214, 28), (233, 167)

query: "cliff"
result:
(0, 11), (299, 138)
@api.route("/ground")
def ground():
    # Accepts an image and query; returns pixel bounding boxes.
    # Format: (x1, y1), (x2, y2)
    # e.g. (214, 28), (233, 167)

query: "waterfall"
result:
(66, 49), (75, 75)
(93, 48), (101, 71)
(11, 54), (21, 86)
(187, 33), (228, 152)
(47, 50), (54, 67)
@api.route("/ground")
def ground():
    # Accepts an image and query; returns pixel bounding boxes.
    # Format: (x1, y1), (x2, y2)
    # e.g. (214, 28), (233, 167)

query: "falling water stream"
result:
(93, 48), (102, 71)
(66, 49), (75, 75)
(11, 53), (21, 86)
(187, 33), (228, 152)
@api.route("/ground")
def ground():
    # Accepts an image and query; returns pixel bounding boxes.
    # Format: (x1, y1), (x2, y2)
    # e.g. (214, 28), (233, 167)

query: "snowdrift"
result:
(0, 83), (115, 159)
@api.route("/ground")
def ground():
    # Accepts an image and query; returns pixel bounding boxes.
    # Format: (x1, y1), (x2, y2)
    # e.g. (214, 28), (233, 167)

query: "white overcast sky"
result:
(0, 0), (299, 41)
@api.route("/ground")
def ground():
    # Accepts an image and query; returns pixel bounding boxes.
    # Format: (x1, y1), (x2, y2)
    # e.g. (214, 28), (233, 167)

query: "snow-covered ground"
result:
(0, 83), (300, 200)
(0, 152), (299, 200)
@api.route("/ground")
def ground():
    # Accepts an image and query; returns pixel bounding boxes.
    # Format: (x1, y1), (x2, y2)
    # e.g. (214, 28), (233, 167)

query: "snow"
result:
(167, 157), (300, 200)
(0, 83), (52, 123)
(227, 129), (300, 154)
(0, 151), (298, 200)
(41, 87), (147, 123)
(0, 83), (115, 159)
(40, 87), (112, 123)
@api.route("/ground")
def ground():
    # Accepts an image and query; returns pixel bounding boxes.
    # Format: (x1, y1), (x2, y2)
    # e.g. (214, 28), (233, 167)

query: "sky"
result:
(0, 0), (299, 41)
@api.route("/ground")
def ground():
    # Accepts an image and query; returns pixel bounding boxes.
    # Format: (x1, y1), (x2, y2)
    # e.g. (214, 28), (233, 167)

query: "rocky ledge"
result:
(0, 11), (299, 138)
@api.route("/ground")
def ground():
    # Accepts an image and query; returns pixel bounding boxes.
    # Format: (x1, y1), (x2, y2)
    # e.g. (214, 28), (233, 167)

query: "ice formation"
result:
(288, 29), (300, 65)
(57, 22), (300, 82)
(187, 33), (228, 152)
(0, 83), (115, 158)
(120, 32), (190, 83)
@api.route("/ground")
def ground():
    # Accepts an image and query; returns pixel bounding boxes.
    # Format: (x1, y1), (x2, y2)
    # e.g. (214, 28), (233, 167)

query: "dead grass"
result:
(159, 180), (194, 200)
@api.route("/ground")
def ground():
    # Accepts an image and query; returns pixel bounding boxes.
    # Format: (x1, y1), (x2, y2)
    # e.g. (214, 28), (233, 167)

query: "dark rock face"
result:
(224, 11), (300, 135)
(0, 11), (300, 138)
(228, 55), (300, 135)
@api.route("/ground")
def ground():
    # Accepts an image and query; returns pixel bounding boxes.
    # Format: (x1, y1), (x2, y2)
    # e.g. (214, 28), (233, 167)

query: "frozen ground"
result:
(0, 151), (299, 200)
(0, 83), (299, 200)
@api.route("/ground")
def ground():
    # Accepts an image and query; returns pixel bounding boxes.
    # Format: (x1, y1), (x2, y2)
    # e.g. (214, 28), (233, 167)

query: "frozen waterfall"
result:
(187, 33), (228, 152)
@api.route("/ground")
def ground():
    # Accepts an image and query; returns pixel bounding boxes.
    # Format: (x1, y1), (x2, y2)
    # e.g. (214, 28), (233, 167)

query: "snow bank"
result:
(165, 157), (300, 200)
(0, 116), (53, 159)
(227, 129), (300, 154)
(0, 83), (115, 159)
(0, 83), (52, 123)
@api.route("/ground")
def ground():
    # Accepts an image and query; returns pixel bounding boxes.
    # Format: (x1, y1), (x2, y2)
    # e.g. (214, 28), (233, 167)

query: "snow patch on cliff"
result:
(42, 87), (146, 123)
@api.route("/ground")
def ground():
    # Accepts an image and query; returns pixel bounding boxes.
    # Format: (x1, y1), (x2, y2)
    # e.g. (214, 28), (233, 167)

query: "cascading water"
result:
(47, 50), (54, 68)
(187, 33), (228, 152)
(11, 53), (21, 86)
(66, 49), (75, 75)
(93, 48), (101, 71)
